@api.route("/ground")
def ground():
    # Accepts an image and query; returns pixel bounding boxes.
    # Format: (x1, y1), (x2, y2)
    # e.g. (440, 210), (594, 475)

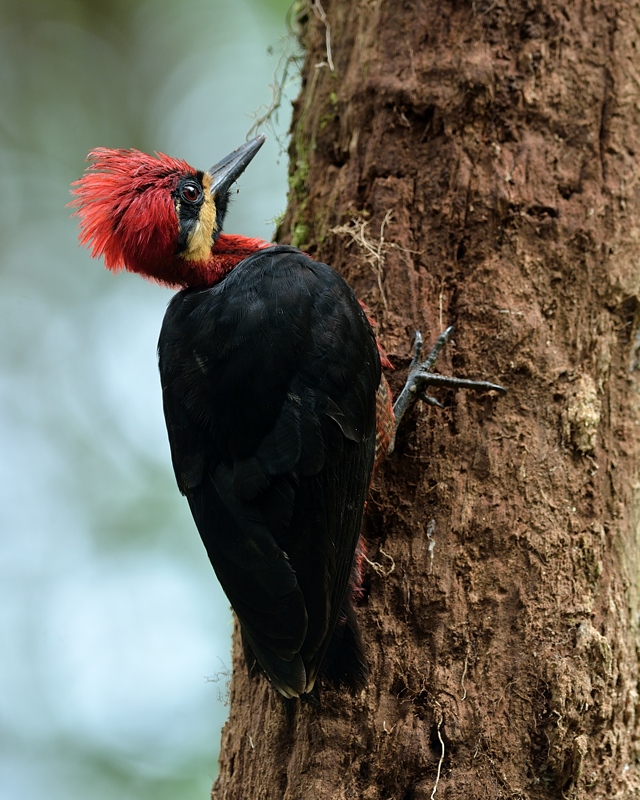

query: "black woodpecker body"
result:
(72, 135), (504, 700)
(158, 245), (380, 697)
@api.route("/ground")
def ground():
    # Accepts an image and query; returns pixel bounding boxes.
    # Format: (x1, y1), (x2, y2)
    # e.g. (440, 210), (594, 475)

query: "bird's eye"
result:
(180, 182), (202, 203)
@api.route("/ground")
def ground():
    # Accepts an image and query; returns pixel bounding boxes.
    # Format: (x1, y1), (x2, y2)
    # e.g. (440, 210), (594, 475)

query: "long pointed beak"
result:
(207, 135), (266, 196)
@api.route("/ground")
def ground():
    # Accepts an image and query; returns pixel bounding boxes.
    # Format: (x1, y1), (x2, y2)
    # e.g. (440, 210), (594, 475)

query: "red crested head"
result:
(71, 136), (269, 289)
(71, 148), (194, 284)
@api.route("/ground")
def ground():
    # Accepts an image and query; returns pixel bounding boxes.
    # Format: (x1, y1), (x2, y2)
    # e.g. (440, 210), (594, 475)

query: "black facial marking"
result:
(174, 172), (205, 254)
(213, 189), (231, 243)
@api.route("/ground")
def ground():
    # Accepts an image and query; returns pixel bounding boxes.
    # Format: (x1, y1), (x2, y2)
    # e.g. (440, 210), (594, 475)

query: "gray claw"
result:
(392, 326), (506, 437)
(418, 392), (444, 408)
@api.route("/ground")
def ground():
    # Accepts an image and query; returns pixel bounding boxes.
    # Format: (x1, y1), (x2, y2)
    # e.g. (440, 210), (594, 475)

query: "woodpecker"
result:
(71, 135), (504, 699)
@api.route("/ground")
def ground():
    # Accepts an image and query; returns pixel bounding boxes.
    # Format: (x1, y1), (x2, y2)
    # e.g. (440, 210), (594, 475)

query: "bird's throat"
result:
(182, 233), (271, 289)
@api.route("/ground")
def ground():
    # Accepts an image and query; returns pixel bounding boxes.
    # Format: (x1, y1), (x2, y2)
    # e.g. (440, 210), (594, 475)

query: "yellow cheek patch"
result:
(181, 173), (217, 262)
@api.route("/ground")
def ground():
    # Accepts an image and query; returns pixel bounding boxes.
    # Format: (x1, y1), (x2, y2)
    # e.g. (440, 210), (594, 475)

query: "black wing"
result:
(158, 245), (381, 697)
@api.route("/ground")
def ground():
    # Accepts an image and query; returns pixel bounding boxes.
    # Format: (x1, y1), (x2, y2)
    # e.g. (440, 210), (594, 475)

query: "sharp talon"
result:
(392, 325), (506, 435)
(419, 393), (444, 408)
(410, 331), (424, 366)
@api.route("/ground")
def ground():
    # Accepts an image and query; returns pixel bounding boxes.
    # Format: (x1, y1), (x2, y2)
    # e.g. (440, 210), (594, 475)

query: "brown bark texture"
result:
(213, 0), (640, 797)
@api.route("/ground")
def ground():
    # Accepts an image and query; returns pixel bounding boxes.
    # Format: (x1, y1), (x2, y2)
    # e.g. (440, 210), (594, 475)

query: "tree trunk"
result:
(213, 0), (640, 797)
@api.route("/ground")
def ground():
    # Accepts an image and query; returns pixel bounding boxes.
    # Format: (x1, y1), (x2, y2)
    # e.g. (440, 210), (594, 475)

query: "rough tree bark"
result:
(213, 0), (640, 797)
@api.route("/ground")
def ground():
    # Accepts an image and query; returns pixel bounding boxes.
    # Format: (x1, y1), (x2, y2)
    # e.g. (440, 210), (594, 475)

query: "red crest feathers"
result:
(70, 149), (196, 280)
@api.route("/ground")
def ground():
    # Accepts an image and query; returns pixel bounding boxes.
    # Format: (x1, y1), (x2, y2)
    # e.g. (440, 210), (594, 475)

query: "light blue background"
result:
(0, 1), (297, 797)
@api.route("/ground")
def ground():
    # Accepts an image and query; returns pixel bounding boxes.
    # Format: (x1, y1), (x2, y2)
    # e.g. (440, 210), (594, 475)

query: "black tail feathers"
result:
(240, 601), (367, 698)
(320, 601), (368, 691)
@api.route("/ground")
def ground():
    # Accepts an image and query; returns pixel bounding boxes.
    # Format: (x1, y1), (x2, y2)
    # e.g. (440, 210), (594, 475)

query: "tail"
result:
(318, 533), (368, 691)
(320, 600), (368, 690)
(240, 629), (307, 699)
(240, 536), (369, 696)
(241, 600), (368, 695)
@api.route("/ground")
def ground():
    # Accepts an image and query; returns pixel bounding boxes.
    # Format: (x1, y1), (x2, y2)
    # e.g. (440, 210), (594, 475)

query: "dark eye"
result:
(180, 182), (201, 203)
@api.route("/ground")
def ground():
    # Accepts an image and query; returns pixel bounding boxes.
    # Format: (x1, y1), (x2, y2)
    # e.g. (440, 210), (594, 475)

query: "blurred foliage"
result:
(0, 1), (298, 798)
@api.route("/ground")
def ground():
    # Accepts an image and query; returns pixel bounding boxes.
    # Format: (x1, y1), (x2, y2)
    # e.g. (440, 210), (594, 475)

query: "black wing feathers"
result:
(158, 245), (380, 697)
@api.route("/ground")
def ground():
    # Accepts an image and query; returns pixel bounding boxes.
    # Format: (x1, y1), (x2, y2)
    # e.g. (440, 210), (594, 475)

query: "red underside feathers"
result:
(201, 234), (271, 279)
(165, 234), (272, 290)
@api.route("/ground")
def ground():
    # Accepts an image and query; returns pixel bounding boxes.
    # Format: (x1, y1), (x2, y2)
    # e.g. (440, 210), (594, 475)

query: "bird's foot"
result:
(392, 326), (506, 441)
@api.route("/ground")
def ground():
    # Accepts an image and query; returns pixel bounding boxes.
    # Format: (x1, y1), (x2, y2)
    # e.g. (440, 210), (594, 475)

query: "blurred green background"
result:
(0, 1), (297, 797)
